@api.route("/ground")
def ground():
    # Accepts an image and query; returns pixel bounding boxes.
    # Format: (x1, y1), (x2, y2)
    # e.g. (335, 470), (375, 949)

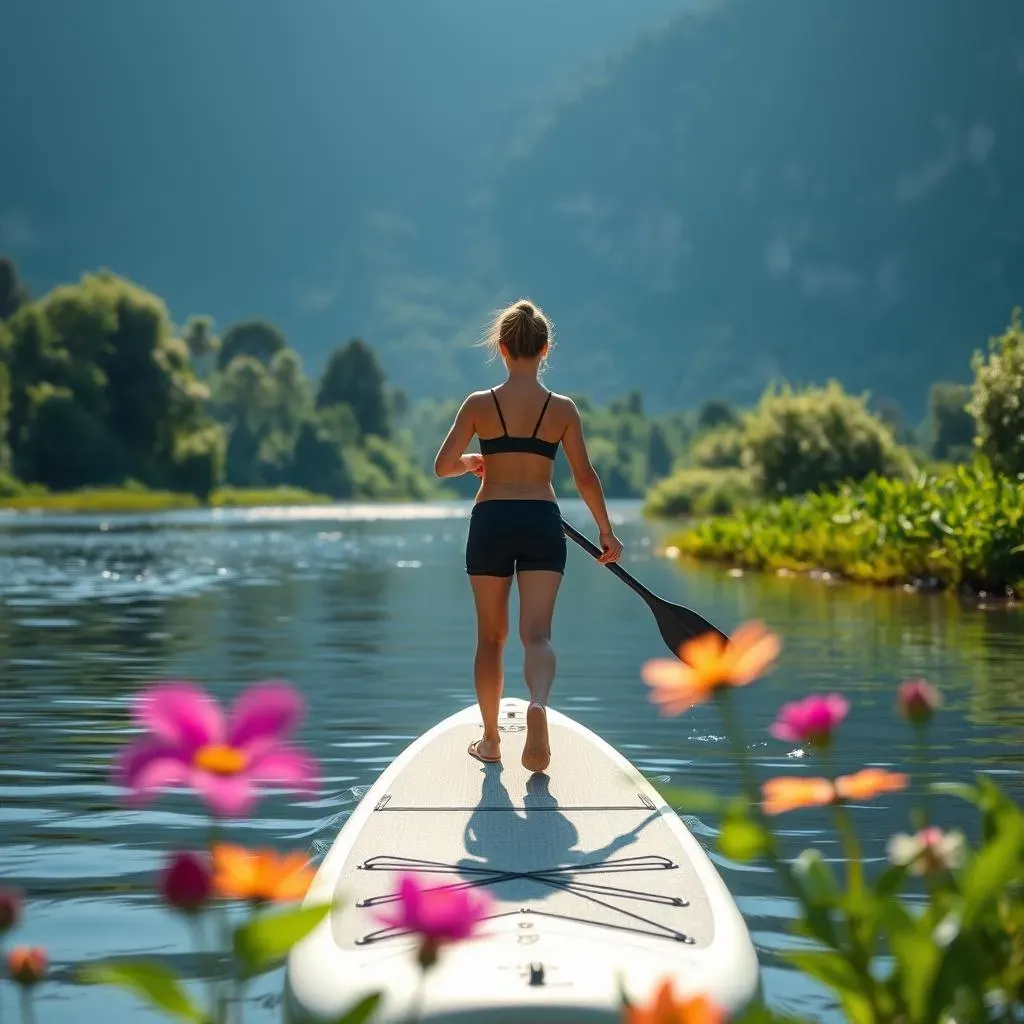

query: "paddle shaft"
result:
(561, 518), (660, 604)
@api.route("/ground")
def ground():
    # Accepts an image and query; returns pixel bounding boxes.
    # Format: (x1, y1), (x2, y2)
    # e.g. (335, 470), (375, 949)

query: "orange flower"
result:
(6, 946), (47, 987)
(641, 620), (781, 716)
(761, 776), (836, 816)
(211, 844), (314, 904)
(623, 979), (725, 1024)
(835, 768), (909, 803)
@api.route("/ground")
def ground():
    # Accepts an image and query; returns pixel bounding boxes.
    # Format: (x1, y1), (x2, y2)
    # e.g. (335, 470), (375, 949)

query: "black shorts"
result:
(466, 500), (567, 578)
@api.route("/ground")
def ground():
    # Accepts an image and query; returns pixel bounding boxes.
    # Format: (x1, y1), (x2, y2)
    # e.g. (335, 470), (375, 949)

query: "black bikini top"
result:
(479, 389), (559, 460)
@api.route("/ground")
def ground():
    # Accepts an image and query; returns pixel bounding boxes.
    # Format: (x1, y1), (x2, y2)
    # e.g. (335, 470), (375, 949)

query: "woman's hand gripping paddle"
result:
(561, 518), (728, 658)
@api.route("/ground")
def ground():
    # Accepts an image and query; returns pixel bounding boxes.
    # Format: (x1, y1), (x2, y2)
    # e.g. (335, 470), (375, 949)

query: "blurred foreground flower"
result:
(211, 844), (314, 905)
(115, 680), (319, 816)
(897, 679), (943, 725)
(761, 776), (837, 816)
(769, 693), (849, 749)
(6, 946), (47, 987)
(763, 768), (908, 815)
(622, 979), (725, 1024)
(641, 620), (781, 716)
(887, 826), (966, 875)
(834, 768), (909, 803)
(373, 874), (492, 969)
(161, 852), (212, 914)
(0, 886), (21, 934)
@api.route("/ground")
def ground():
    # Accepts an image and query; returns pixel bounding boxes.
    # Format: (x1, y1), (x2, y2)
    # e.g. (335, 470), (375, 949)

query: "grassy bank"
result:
(666, 460), (1024, 596)
(0, 484), (334, 514)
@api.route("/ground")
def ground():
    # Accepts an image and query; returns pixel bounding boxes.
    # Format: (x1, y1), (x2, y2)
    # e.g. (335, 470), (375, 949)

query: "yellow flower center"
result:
(193, 744), (247, 776)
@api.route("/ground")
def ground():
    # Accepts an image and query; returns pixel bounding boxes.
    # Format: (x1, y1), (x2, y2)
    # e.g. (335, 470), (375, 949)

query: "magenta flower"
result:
(373, 874), (492, 968)
(897, 679), (943, 725)
(160, 852), (212, 914)
(770, 694), (850, 748)
(0, 886), (21, 935)
(114, 680), (319, 817)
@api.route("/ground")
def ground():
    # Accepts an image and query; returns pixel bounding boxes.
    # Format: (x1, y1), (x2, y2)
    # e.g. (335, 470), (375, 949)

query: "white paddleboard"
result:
(284, 698), (760, 1022)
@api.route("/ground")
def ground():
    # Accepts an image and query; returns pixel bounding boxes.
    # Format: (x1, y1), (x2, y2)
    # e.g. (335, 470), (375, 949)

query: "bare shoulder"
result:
(459, 390), (491, 413)
(548, 392), (582, 421)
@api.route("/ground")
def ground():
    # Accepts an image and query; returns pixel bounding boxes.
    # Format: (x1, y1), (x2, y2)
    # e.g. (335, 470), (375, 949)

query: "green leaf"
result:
(928, 781), (982, 806)
(783, 951), (873, 1024)
(77, 960), (208, 1023)
(233, 902), (333, 980)
(790, 849), (842, 949)
(961, 815), (1024, 926)
(718, 817), (771, 862)
(654, 784), (728, 815)
(327, 992), (384, 1023)
(877, 897), (941, 1022)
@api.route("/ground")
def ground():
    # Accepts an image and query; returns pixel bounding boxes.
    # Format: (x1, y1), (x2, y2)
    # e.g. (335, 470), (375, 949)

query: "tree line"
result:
(0, 258), (432, 501)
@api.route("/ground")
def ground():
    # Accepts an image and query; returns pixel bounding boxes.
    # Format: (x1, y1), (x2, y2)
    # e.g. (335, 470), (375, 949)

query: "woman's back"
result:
(475, 380), (568, 501)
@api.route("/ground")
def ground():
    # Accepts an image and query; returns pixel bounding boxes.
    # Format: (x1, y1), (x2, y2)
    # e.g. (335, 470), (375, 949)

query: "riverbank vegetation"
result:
(0, 258), (439, 511)
(650, 308), (1024, 596)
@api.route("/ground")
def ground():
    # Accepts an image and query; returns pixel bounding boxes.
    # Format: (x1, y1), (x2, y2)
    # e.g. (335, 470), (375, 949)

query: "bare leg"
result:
(469, 575), (512, 762)
(516, 570), (562, 773)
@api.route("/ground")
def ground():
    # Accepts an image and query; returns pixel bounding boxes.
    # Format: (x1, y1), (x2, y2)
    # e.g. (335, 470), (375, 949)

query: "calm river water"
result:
(1, 499), (1022, 1022)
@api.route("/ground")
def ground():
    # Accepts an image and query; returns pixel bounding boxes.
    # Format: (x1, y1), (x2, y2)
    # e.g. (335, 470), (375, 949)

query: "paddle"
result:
(561, 518), (729, 657)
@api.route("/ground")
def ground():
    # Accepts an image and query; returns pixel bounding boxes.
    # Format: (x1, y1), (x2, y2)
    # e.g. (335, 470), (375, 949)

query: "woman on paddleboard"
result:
(434, 299), (623, 774)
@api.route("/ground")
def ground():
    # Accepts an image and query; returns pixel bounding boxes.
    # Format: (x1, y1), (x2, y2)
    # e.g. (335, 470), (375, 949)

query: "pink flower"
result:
(160, 852), (212, 914)
(114, 680), (319, 817)
(770, 694), (849, 748)
(887, 826), (966, 875)
(897, 679), (942, 725)
(373, 874), (492, 968)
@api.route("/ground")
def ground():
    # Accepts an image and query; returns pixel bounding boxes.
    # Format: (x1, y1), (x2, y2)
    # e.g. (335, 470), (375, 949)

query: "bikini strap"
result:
(531, 390), (553, 438)
(490, 389), (509, 436)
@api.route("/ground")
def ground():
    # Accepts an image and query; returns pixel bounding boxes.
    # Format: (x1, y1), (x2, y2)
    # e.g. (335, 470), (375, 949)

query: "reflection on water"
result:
(1, 499), (1022, 1022)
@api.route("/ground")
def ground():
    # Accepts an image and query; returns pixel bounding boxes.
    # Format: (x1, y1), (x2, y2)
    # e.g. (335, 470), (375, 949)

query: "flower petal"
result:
(640, 658), (689, 689)
(212, 844), (260, 899)
(115, 741), (191, 801)
(136, 682), (224, 752)
(190, 769), (257, 818)
(228, 681), (305, 751)
(729, 625), (782, 685)
(247, 745), (320, 794)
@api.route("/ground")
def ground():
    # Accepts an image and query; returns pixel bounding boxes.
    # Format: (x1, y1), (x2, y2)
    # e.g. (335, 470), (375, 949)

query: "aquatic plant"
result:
(635, 621), (1024, 1024)
(670, 457), (1024, 595)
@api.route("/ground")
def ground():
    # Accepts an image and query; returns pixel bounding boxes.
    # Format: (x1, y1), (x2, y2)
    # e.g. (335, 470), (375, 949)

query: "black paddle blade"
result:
(650, 593), (728, 659)
(561, 517), (729, 661)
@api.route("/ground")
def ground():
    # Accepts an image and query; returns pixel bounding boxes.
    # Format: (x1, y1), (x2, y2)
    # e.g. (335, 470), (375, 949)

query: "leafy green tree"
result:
(926, 382), (974, 462)
(743, 380), (914, 496)
(216, 356), (276, 434)
(690, 425), (745, 468)
(696, 398), (738, 431)
(316, 338), (391, 438)
(216, 318), (287, 372)
(289, 416), (353, 498)
(646, 421), (675, 479)
(968, 308), (1024, 476)
(0, 257), (29, 321)
(5, 272), (209, 490)
(268, 348), (310, 436)
(183, 315), (220, 376)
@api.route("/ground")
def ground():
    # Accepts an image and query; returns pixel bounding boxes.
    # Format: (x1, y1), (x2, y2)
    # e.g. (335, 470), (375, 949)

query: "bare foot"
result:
(522, 702), (551, 773)
(468, 737), (501, 764)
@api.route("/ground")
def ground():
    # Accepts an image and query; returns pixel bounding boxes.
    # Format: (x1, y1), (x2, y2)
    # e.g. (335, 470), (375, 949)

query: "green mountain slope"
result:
(483, 0), (1024, 415)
